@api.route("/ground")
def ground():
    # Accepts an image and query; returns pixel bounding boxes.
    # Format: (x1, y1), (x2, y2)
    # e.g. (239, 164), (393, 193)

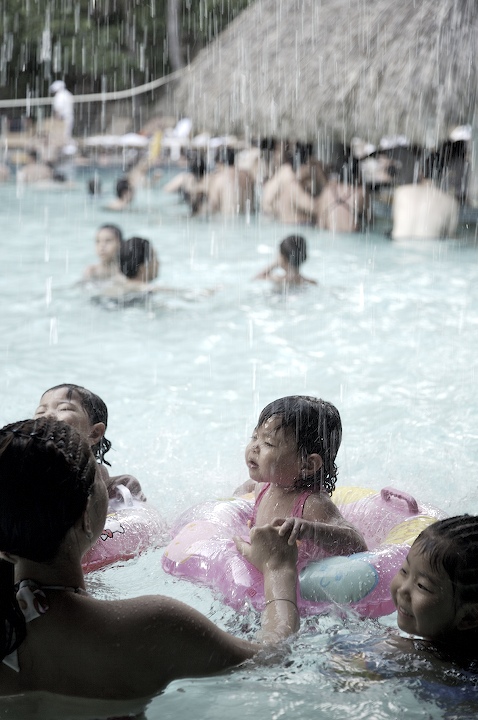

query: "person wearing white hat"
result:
(49, 80), (74, 143)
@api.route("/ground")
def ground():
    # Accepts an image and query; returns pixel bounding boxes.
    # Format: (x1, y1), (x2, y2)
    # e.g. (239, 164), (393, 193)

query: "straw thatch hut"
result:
(170, 0), (477, 148)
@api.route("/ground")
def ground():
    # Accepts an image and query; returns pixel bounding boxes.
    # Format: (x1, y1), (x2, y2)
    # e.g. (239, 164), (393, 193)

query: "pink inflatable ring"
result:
(162, 486), (445, 618)
(83, 486), (169, 572)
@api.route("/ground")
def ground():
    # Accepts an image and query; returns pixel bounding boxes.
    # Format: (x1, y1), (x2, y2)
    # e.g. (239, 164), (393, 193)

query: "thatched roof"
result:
(170, 0), (477, 145)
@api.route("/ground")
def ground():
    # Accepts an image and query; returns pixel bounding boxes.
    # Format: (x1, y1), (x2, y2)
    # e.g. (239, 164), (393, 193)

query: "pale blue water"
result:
(1, 171), (478, 718)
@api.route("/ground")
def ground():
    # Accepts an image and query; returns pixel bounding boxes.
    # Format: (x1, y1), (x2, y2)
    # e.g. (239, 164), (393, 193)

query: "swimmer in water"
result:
(82, 224), (123, 282)
(254, 235), (317, 288)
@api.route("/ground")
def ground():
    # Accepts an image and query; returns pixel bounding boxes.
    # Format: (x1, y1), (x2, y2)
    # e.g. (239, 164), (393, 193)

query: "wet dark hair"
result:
(116, 177), (132, 200)
(279, 235), (307, 268)
(88, 176), (102, 195)
(413, 515), (478, 605)
(40, 384), (112, 465)
(186, 150), (207, 178)
(97, 224), (123, 244)
(256, 395), (342, 494)
(0, 417), (97, 662)
(120, 236), (156, 279)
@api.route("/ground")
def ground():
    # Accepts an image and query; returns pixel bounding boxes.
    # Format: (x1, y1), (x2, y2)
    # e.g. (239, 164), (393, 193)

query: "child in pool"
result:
(238, 395), (367, 556)
(254, 235), (317, 288)
(82, 224), (123, 281)
(388, 514), (478, 668)
(33, 383), (146, 501)
(327, 515), (478, 679)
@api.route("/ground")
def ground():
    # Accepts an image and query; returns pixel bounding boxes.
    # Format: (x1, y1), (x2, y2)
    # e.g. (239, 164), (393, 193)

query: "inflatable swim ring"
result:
(162, 486), (446, 617)
(83, 486), (169, 572)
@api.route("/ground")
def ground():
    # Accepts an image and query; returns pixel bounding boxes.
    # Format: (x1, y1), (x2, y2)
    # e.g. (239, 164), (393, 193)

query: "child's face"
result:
(95, 228), (120, 263)
(245, 415), (303, 487)
(34, 387), (94, 439)
(390, 543), (457, 640)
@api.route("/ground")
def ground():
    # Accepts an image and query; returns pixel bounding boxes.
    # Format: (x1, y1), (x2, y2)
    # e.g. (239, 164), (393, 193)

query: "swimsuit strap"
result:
(2, 579), (87, 673)
(251, 483), (271, 526)
(327, 185), (354, 214)
(291, 490), (313, 518)
(14, 579), (50, 622)
(252, 484), (312, 525)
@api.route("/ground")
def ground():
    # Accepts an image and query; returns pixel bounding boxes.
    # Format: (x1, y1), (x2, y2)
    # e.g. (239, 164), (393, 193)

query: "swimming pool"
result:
(1, 171), (478, 718)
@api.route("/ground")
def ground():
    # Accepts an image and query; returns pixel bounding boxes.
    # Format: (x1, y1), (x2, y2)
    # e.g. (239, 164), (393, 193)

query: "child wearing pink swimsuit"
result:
(245, 396), (366, 557)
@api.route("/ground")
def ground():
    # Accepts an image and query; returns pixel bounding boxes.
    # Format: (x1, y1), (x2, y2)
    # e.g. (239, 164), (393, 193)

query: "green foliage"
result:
(0, 0), (253, 99)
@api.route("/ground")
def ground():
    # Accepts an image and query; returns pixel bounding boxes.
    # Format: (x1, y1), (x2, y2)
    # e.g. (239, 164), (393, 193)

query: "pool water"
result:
(1, 170), (478, 718)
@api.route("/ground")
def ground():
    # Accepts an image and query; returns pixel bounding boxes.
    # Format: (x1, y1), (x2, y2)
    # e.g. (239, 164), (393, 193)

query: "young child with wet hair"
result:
(34, 383), (146, 501)
(389, 514), (478, 668)
(239, 395), (366, 556)
(254, 235), (317, 288)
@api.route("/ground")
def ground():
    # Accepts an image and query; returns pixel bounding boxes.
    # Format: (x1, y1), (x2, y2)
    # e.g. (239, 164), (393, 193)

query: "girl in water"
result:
(325, 514), (478, 688)
(254, 235), (317, 288)
(0, 417), (299, 700)
(34, 383), (146, 501)
(82, 224), (123, 281)
(242, 395), (367, 555)
(389, 514), (478, 668)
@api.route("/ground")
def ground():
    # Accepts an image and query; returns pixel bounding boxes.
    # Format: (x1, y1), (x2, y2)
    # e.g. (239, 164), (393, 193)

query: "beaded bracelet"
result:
(264, 598), (299, 612)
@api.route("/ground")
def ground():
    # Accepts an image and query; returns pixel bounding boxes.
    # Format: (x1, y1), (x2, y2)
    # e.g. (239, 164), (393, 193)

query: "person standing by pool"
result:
(49, 80), (74, 145)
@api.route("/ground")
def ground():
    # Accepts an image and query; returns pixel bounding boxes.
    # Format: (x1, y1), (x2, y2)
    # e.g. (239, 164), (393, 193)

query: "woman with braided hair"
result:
(0, 417), (299, 700)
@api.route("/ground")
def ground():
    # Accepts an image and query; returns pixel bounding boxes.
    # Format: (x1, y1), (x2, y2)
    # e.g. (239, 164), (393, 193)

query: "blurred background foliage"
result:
(0, 0), (252, 99)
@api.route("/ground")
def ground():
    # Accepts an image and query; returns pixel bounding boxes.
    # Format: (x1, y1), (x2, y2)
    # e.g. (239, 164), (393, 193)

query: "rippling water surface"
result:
(1, 171), (478, 718)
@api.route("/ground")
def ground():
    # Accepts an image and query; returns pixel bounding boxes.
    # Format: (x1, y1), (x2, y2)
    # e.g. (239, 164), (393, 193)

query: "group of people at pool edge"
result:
(0, 384), (478, 704)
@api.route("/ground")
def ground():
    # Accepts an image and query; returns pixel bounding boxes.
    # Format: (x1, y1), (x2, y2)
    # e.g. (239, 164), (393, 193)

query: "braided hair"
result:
(0, 417), (96, 661)
(256, 395), (342, 495)
(413, 515), (478, 605)
(42, 384), (112, 465)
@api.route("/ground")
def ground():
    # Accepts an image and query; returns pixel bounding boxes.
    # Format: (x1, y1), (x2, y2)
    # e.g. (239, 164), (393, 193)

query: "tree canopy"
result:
(0, 1), (253, 100)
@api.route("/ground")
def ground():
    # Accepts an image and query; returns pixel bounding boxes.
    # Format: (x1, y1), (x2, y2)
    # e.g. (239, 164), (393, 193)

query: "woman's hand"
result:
(235, 525), (299, 642)
(234, 524), (297, 573)
(272, 516), (313, 545)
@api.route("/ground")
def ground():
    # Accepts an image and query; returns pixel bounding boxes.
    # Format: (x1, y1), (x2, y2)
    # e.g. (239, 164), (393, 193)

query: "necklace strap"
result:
(41, 584), (87, 595)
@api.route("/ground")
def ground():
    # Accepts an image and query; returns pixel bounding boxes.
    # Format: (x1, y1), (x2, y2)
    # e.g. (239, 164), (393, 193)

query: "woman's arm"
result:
(235, 525), (299, 642)
(107, 526), (299, 697)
